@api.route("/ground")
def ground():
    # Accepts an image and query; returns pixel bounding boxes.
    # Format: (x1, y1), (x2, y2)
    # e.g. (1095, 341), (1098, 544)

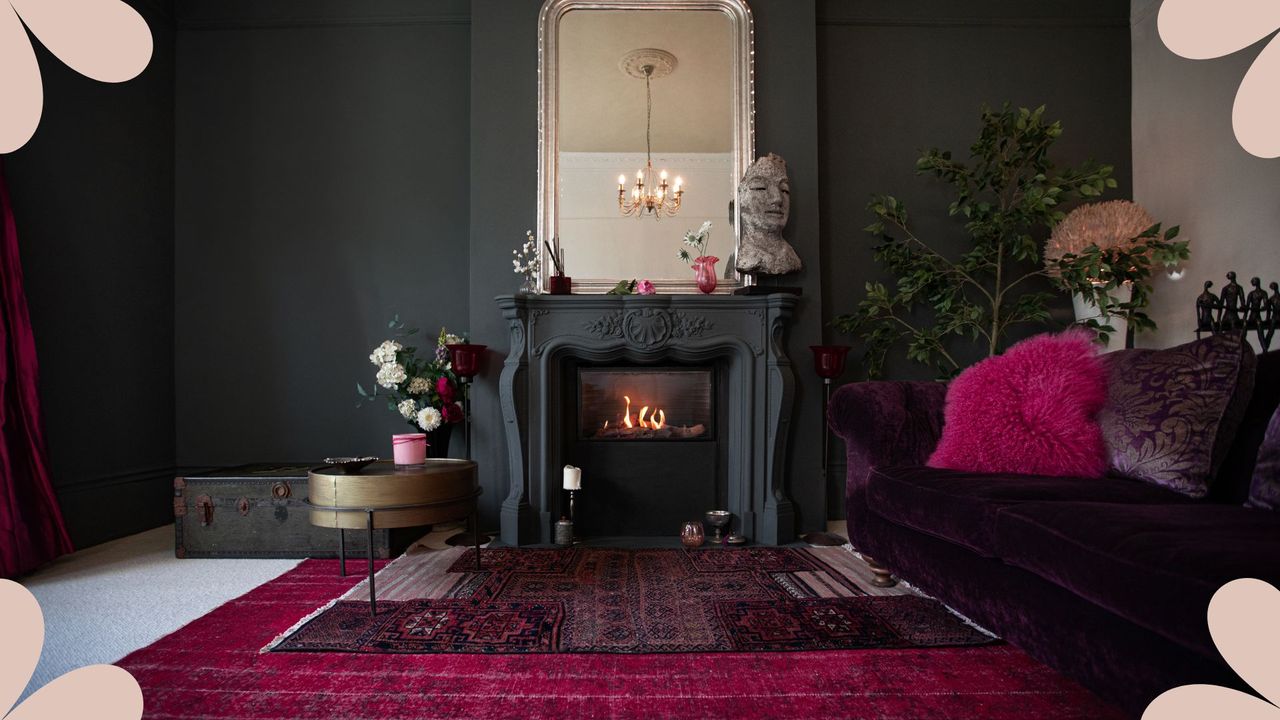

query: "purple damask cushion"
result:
(1248, 407), (1280, 510)
(1097, 333), (1257, 498)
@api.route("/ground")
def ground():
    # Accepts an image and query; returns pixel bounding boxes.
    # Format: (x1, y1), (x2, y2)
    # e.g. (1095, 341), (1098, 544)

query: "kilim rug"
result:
(266, 546), (994, 654)
(116, 558), (1127, 719)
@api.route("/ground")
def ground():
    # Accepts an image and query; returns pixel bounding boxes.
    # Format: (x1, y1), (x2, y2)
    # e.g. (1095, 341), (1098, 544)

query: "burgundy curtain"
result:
(0, 159), (73, 578)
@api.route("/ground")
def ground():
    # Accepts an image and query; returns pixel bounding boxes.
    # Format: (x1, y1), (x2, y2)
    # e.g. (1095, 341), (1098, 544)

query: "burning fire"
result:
(621, 395), (666, 430)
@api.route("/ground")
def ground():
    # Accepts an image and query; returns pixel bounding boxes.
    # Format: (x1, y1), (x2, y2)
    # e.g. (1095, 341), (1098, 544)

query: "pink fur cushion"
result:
(928, 330), (1109, 478)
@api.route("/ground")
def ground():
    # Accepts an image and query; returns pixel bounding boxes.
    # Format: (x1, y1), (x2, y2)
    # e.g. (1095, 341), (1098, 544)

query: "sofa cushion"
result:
(1248, 405), (1280, 510)
(1213, 351), (1280, 503)
(996, 502), (1280, 660)
(1098, 333), (1256, 498)
(928, 330), (1108, 478)
(865, 465), (1189, 557)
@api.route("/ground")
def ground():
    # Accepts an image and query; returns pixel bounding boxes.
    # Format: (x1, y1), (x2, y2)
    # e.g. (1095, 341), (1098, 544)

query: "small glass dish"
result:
(321, 456), (378, 474)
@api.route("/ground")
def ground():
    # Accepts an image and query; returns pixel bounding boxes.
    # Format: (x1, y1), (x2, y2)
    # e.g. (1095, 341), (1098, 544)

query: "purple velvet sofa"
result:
(829, 351), (1280, 717)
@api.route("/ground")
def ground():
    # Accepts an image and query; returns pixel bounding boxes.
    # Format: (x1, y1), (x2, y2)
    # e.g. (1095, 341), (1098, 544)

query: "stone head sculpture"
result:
(735, 153), (801, 276)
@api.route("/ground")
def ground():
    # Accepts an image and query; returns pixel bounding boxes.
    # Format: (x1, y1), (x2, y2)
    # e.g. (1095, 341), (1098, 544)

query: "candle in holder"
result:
(392, 433), (427, 467)
(563, 465), (582, 490)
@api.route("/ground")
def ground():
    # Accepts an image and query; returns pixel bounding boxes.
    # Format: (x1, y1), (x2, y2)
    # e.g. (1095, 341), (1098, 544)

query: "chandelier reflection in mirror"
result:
(616, 48), (684, 218)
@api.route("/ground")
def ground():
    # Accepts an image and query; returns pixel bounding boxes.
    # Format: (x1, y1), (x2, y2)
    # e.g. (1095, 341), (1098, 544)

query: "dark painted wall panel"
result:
(174, 3), (471, 465)
(817, 0), (1132, 515)
(6, 1), (177, 548)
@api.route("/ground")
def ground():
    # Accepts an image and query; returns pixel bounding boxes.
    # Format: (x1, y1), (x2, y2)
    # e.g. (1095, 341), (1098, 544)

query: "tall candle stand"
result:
(444, 342), (488, 548)
(806, 345), (851, 546)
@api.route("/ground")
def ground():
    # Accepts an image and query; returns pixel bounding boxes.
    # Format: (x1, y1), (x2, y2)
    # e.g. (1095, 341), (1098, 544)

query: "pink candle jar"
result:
(392, 433), (428, 466)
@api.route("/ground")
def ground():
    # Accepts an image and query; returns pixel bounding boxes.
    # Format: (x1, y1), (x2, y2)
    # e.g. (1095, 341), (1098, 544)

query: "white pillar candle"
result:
(563, 465), (582, 490)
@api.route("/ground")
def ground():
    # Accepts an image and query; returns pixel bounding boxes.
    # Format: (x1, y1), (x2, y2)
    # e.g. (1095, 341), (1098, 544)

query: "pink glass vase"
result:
(693, 255), (720, 294)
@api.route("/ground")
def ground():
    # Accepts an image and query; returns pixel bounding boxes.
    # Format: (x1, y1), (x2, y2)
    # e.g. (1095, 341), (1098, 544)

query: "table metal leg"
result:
(367, 510), (376, 616)
(473, 510), (481, 571)
(338, 528), (346, 577)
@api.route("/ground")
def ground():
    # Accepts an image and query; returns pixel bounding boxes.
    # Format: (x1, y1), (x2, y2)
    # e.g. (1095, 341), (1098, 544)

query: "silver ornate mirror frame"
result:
(537, 0), (756, 294)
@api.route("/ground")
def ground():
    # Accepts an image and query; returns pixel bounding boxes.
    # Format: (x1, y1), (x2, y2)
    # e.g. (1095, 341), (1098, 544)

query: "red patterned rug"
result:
(115, 559), (1127, 719)
(267, 547), (993, 654)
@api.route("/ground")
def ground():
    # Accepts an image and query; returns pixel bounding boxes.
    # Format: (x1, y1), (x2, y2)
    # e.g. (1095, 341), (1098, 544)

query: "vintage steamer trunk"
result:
(174, 464), (419, 559)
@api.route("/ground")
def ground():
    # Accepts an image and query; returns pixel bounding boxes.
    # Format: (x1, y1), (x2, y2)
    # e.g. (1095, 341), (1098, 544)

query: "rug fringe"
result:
(839, 543), (999, 640)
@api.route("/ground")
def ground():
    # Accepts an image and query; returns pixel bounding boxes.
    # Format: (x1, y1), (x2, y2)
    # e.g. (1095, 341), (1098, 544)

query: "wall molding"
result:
(178, 14), (470, 31)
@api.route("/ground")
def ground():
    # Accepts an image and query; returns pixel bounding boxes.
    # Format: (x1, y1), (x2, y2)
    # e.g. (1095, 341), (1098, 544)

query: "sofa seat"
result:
(996, 502), (1280, 660)
(865, 465), (1191, 557)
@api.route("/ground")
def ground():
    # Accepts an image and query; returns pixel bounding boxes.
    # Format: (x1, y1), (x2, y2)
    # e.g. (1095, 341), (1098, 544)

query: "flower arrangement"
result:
(1044, 200), (1157, 273)
(513, 230), (541, 293)
(677, 221), (714, 265)
(357, 317), (464, 433)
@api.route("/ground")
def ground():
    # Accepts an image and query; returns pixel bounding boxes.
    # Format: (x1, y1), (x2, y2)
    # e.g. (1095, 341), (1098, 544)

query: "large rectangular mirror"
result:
(538, 0), (755, 293)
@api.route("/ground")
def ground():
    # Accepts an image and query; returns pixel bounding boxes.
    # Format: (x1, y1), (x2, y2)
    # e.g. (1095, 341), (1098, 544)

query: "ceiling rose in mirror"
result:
(616, 48), (685, 219)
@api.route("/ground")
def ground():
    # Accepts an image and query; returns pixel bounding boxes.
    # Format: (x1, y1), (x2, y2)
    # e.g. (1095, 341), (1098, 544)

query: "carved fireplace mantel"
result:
(495, 293), (799, 545)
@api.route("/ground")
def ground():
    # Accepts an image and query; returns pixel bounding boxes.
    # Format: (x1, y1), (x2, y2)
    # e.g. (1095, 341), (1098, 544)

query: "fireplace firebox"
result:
(578, 367), (713, 441)
(567, 363), (725, 537)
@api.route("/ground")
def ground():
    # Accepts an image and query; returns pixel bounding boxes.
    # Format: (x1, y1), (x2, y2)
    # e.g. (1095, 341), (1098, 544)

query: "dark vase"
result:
(425, 422), (454, 458)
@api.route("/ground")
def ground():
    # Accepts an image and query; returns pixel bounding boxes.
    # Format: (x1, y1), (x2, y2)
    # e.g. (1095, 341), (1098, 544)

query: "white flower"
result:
(698, 220), (713, 238)
(406, 377), (431, 395)
(442, 333), (464, 346)
(375, 362), (407, 389)
(416, 406), (442, 432)
(368, 340), (401, 366)
(397, 399), (417, 419)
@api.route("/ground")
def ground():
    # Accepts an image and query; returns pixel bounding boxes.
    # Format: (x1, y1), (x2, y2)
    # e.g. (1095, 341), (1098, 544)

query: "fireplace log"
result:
(591, 423), (706, 440)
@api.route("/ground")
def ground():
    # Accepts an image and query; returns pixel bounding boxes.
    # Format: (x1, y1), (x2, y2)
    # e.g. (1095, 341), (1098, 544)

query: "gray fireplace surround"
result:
(495, 293), (799, 545)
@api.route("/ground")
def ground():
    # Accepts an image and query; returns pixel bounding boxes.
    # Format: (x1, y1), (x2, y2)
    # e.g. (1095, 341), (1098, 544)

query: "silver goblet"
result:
(704, 510), (731, 544)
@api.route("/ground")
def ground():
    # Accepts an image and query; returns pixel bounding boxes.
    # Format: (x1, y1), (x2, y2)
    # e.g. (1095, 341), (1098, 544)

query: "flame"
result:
(607, 395), (667, 432)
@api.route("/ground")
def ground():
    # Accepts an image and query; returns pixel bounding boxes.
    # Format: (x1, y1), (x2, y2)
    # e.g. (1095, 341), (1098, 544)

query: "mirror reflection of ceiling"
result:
(559, 10), (732, 153)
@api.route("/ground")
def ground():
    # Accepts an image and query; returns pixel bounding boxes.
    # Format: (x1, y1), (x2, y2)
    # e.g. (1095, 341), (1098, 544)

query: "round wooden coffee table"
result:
(306, 459), (481, 615)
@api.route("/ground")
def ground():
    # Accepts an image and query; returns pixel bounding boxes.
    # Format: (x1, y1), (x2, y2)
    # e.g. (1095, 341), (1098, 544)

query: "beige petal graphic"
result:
(1209, 578), (1280, 706)
(1234, 36), (1280, 159)
(1142, 684), (1279, 720)
(0, 580), (45, 718)
(1158, 0), (1280, 60)
(0, 3), (43, 153)
(9, 0), (152, 83)
(5, 665), (142, 720)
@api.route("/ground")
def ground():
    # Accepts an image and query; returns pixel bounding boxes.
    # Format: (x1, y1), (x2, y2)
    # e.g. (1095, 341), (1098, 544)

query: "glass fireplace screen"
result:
(578, 367), (713, 440)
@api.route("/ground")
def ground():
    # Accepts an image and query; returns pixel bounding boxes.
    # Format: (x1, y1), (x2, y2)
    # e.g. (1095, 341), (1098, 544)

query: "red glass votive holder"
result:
(809, 345), (852, 380)
(446, 343), (487, 381)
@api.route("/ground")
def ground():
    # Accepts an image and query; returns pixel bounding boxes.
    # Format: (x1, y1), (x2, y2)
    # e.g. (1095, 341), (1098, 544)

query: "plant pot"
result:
(1072, 284), (1132, 352)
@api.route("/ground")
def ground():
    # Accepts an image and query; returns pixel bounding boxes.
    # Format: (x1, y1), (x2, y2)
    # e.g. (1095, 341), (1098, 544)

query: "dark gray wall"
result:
(817, 0), (1133, 515)
(174, 0), (471, 465)
(468, 0), (829, 535)
(1130, 0), (1280, 350)
(6, 0), (176, 549)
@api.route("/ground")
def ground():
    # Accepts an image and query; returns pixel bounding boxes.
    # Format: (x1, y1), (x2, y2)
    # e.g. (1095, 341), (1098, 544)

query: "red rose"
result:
(442, 401), (464, 424)
(436, 376), (455, 403)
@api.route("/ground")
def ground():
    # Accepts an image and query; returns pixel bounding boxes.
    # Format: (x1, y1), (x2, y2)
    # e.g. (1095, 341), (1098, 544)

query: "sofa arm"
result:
(828, 380), (947, 549)
(829, 380), (948, 472)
